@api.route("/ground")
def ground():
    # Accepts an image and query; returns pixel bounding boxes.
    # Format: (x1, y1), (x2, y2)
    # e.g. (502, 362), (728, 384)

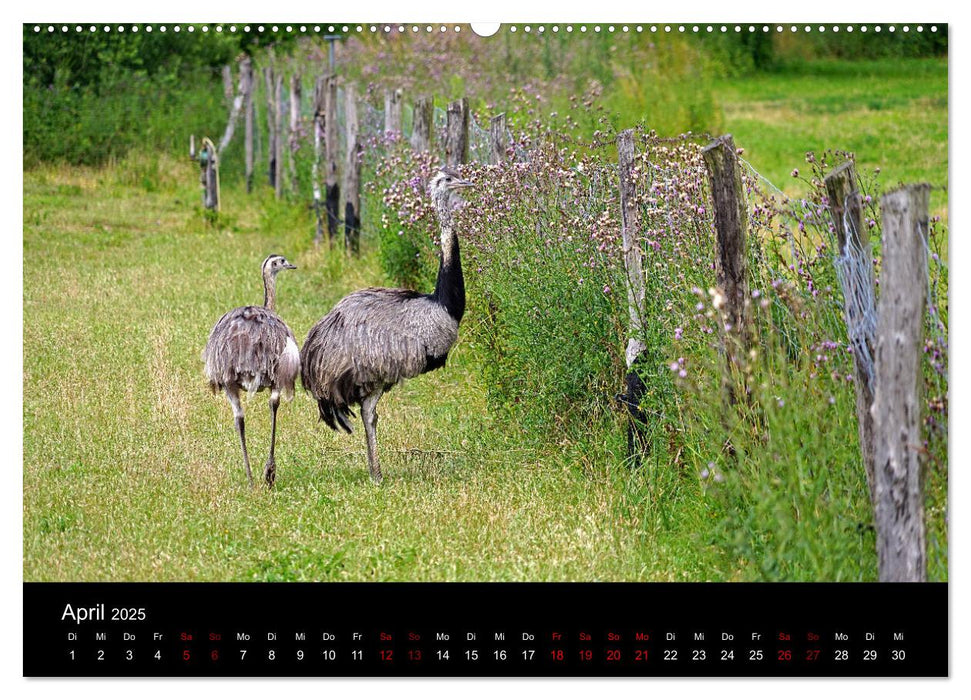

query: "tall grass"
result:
(370, 121), (947, 581)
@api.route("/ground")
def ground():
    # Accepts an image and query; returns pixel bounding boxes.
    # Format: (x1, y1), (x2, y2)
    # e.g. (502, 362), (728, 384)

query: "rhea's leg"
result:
(264, 388), (281, 488)
(225, 386), (253, 487)
(360, 389), (384, 484)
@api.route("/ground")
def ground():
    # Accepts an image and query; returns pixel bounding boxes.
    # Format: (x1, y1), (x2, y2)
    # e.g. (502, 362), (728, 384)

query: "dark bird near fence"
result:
(203, 254), (300, 488)
(301, 167), (473, 483)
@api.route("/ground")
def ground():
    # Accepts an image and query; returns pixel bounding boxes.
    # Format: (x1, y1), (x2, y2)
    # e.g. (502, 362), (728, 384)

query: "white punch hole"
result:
(470, 23), (501, 37)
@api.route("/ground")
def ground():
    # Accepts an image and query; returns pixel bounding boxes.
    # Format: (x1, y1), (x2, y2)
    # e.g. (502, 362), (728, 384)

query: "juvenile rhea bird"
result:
(301, 167), (473, 483)
(203, 254), (300, 488)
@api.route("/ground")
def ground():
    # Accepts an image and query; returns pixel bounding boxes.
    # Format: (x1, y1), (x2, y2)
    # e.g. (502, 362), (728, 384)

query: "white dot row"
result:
(31, 24), (939, 35)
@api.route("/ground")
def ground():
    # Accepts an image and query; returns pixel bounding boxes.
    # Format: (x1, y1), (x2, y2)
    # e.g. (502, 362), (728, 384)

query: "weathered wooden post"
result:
(288, 73), (302, 196)
(217, 57), (251, 156)
(825, 161), (878, 505)
(344, 83), (362, 255)
(274, 73), (284, 200)
(384, 87), (403, 138)
(222, 64), (233, 102)
(244, 57), (255, 193)
(411, 96), (433, 152)
(312, 76), (326, 244)
(264, 66), (277, 189)
(872, 184), (931, 582)
(489, 113), (507, 165)
(445, 98), (469, 167)
(324, 75), (340, 243)
(701, 134), (750, 404)
(190, 135), (219, 212)
(616, 129), (649, 465)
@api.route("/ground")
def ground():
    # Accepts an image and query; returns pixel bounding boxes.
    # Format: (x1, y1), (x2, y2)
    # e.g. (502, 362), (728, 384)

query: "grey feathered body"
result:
(204, 305), (301, 399)
(300, 287), (459, 432)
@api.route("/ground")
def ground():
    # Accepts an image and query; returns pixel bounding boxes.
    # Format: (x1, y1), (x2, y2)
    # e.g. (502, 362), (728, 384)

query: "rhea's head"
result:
(429, 167), (473, 214)
(262, 254), (298, 277)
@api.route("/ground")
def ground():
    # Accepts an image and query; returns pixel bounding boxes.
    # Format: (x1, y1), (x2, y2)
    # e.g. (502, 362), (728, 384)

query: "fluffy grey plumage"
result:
(301, 168), (472, 483)
(301, 288), (458, 429)
(205, 306), (299, 399)
(203, 254), (299, 487)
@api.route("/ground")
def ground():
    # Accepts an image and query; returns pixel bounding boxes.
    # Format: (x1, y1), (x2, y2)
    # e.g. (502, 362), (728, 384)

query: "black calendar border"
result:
(22, 581), (948, 677)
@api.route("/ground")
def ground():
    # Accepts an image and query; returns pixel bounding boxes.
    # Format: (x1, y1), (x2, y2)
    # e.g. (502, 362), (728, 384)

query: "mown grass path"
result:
(24, 164), (718, 582)
(715, 58), (948, 217)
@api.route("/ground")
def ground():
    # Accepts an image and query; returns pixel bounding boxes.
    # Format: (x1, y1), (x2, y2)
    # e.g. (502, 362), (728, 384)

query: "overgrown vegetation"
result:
(23, 26), (948, 582)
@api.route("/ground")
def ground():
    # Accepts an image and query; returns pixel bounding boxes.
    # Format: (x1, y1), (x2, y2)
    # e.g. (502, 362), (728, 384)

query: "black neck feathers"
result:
(433, 230), (465, 323)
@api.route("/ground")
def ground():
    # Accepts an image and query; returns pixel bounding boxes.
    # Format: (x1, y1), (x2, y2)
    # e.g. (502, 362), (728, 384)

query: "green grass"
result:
(23, 55), (947, 583)
(23, 157), (722, 582)
(714, 57), (948, 217)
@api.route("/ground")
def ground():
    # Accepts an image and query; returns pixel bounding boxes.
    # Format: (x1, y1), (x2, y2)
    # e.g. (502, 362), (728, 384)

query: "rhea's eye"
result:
(446, 177), (452, 182)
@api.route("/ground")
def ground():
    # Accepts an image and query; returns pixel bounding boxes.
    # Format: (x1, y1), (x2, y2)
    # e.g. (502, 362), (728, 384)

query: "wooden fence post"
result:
(616, 129), (649, 465)
(344, 84), (362, 255)
(312, 76), (326, 244)
(217, 58), (251, 156)
(288, 73), (302, 196)
(411, 96), (433, 152)
(872, 184), (931, 582)
(274, 73), (284, 200)
(702, 134), (750, 404)
(445, 98), (469, 167)
(489, 113), (507, 165)
(222, 64), (233, 102)
(324, 75), (340, 243)
(244, 58), (255, 193)
(384, 87), (403, 138)
(192, 136), (219, 212)
(264, 67), (276, 189)
(263, 66), (276, 188)
(825, 161), (877, 506)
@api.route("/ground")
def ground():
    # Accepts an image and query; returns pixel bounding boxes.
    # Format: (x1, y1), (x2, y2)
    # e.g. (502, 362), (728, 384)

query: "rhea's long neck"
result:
(263, 270), (277, 312)
(432, 216), (465, 323)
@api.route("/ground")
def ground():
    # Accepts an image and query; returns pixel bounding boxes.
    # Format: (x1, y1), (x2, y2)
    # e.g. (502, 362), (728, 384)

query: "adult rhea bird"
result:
(301, 167), (473, 483)
(203, 254), (300, 488)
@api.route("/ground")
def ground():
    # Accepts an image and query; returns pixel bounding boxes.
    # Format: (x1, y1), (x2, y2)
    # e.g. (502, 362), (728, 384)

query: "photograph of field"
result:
(22, 23), (948, 582)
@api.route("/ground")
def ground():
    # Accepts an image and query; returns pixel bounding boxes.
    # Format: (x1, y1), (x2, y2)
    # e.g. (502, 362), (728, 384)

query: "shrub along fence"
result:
(195, 54), (946, 582)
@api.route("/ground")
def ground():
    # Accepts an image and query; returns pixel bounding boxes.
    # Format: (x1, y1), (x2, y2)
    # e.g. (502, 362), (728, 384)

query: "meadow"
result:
(24, 160), (681, 581)
(22, 30), (948, 583)
(713, 57), (948, 216)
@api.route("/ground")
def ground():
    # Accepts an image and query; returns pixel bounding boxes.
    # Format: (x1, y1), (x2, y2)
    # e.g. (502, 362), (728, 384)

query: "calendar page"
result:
(21, 15), (949, 679)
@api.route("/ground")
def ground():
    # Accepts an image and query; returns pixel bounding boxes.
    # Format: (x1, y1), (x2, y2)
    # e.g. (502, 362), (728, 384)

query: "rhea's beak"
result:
(286, 263), (297, 270)
(451, 178), (474, 189)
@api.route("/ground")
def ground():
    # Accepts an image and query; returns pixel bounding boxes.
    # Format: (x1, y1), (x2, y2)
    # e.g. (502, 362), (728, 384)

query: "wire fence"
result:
(211, 65), (948, 456)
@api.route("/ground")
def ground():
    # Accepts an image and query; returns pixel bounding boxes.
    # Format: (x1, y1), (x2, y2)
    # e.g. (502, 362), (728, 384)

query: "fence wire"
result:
(226, 76), (947, 441)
